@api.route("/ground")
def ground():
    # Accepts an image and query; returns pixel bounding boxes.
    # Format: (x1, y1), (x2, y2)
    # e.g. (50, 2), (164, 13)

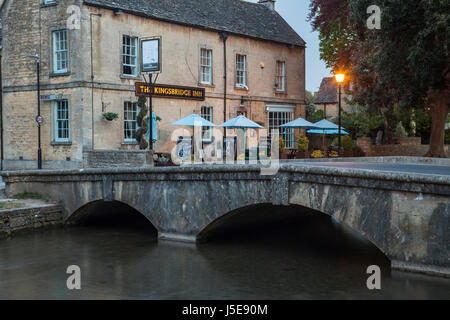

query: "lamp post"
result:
(27, 54), (42, 169)
(335, 73), (345, 157)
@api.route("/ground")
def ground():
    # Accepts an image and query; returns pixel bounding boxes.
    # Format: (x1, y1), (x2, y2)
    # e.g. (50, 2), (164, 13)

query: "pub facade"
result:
(0, 0), (306, 169)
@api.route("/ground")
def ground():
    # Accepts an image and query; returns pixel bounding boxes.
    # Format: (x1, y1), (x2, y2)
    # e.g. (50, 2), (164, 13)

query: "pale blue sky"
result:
(248, 0), (331, 92)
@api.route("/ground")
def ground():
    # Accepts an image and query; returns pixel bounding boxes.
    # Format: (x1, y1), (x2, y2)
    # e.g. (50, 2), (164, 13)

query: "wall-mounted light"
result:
(259, 62), (265, 69)
(114, 9), (124, 15)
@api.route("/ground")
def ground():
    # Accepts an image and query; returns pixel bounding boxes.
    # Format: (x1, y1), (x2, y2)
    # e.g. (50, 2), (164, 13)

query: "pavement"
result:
(289, 161), (450, 176)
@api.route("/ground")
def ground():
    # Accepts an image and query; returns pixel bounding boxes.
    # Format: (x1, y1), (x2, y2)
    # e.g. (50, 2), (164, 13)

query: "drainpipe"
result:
(219, 32), (228, 139)
(0, 54), (3, 171)
(90, 13), (102, 150)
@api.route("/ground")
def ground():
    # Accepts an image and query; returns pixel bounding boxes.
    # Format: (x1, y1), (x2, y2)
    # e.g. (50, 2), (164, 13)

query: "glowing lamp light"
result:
(335, 74), (345, 83)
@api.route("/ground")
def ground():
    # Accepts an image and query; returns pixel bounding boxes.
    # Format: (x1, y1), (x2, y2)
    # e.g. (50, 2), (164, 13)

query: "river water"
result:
(0, 206), (449, 300)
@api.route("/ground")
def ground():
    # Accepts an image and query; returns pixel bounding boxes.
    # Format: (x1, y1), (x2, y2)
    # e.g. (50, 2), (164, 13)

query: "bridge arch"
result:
(196, 202), (390, 260)
(66, 200), (158, 233)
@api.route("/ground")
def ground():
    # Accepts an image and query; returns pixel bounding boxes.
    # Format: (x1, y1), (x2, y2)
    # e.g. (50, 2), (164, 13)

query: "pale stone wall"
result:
(1, 0), (306, 168)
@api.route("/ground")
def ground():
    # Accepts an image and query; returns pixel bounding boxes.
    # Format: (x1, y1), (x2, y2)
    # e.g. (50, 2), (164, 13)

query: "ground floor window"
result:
(55, 100), (70, 142)
(268, 110), (294, 149)
(201, 106), (214, 142)
(124, 102), (138, 142)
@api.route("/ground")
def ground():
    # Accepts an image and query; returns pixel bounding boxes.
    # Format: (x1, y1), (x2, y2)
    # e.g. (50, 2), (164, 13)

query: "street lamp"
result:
(335, 73), (345, 157)
(26, 54), (42, 169)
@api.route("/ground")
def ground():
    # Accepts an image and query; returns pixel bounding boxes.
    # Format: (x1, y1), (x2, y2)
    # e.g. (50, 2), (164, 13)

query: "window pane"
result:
(200, 49), (212, 84)
(53, 30), (68, 73)
(268, 110), (294, 149)
(55, 100), (69, 141)
(201, 106), (213, 141)
(236, 55), (247, 86)
(124, 102), (139, 141)
(122, 35), (138, 76)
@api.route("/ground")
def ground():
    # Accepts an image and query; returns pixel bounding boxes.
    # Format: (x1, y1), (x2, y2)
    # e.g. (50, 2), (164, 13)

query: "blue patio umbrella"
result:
(280, 117), (318, 129)
(313, 119), (340, 130)
(172, 114), (217, 161)
(171, 114), (217, 127)
(219, 116), (263, 159)
(147, 112), (158, 142)
(307, 129), (349, 135)
(308, 119), (349, 150)
(218, 115), (263, 129)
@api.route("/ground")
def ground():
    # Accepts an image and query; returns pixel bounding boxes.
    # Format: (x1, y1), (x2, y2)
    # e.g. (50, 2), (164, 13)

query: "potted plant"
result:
(311, 150), (323, 159)
(342, 136), (353, 157)
(328, 150), (338, 158)
(279, 137), (289, 159)
(103, 112), (119, 121)
(295, 136), (310, 158)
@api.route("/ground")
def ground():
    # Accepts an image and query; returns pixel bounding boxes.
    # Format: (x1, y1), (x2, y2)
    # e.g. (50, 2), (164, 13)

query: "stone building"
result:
(314, 77), (351, 121)
(0, 0), (306, 169)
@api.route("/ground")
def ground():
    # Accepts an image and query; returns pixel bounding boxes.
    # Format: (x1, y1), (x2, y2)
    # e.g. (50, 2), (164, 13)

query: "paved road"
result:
(290, 161), (450, 176)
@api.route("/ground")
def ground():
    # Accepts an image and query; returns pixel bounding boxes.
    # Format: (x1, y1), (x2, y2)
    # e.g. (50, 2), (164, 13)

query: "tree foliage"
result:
(136, 95), (149, 150)
(309, 0), (450, 156)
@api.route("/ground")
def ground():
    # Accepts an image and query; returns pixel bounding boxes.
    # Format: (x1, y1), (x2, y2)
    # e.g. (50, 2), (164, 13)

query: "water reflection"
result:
(0, 205), (449, 299)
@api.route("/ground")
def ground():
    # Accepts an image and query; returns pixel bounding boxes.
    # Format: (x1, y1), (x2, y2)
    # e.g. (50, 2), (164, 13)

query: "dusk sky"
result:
(248, 0), (331, 93)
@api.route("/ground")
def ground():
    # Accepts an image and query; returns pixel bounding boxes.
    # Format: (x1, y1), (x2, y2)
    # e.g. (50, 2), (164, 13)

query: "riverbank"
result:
(0, 190), (63, 238)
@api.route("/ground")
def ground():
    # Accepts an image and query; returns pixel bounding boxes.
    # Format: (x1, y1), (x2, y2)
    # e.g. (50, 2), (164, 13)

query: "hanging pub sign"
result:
(135, 82), (205, 101)
(141, 38), (161, 73)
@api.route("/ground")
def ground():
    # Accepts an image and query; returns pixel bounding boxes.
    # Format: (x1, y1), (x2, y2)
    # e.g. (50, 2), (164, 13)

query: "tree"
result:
(348, 0), (449, 157)
(308, 0), (357, 71)
(136, 95), (149, 150)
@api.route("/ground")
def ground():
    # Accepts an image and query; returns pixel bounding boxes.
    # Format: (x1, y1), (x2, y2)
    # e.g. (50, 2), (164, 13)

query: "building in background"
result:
(0, 0), (306, 169)
(314, 77), (351, 121)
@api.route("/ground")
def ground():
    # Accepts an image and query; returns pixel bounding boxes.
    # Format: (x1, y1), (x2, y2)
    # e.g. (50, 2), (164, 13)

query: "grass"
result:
(12, 192), (51, 202)
(0, 202), (25, 210)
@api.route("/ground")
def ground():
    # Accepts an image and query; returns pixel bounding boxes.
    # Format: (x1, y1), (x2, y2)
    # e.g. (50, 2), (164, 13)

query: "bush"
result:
(352, 146), (365, 157)
(342, 135), (353, 151)
(395, 121), (408, 138)
(297, 136), (309, 152)
(279, 137), (285, 154)
(311, 150), (323, 158)
(328, 150), (338, 158)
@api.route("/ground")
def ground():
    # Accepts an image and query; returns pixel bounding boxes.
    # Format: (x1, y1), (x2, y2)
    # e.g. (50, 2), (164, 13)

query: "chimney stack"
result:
(258, 0), (275, 11)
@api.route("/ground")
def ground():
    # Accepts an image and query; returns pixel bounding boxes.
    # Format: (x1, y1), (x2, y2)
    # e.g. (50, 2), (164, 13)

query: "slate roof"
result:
(83, 0), (306, 47)
(315, 77), (338, 104)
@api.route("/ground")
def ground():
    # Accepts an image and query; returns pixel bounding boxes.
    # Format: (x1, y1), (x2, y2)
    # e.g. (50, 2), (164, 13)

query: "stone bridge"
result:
(1, 164), (449, 277)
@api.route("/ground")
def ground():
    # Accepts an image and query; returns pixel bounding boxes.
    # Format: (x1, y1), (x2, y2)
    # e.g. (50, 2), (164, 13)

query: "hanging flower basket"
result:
(103, 112), (119, 121)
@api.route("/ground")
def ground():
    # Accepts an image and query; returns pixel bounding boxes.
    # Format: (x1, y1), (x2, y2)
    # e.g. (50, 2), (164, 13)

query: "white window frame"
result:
(53, 30), (68, 73)
(124, 102), (139, 142)
(267, 105), (295, 149)
(122, 35), (138, 77)
(236, 54), (247, 88)
(54, 100), (70, 142)
(201, 106), (214, 142)
(275, 61), (286, 92)
(200, 48), (213, 85)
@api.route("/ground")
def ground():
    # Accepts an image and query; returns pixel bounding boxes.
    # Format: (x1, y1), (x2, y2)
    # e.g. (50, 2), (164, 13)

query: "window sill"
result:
(50, 72), (70, 78)
(121, 75), (140, 80)
(122, 141), (139, 145)
(235, 86), (249, 91)
(198, 83), (215, 88)
(275, 90), (287, 94)
(51, 141), (72, 146)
